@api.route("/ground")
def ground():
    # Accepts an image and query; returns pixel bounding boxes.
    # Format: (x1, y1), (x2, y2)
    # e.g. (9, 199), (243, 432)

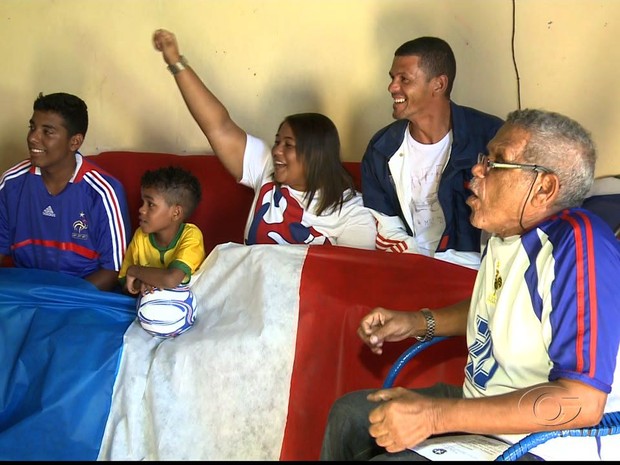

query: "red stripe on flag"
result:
(280, 246), (476, 460)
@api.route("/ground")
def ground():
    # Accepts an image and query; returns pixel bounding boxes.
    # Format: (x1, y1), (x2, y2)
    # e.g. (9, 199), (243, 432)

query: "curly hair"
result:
(141, 166), (202, 219)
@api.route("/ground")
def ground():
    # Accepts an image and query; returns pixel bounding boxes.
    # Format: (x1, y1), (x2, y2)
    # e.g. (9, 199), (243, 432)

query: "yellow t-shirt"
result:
(119, 223), (205, 284)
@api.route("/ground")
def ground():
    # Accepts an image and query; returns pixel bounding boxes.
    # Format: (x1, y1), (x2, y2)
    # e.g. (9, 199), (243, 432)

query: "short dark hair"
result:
(33, 92), (89, 137)
(395, 37), (456, 96)
(280, 113), (355, 215)
(141, 166), (202, 219)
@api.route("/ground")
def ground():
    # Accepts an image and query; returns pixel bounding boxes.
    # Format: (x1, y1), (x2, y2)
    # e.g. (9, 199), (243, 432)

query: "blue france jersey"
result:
(464, 208), (620, 460)
(0, 153), (130, 278)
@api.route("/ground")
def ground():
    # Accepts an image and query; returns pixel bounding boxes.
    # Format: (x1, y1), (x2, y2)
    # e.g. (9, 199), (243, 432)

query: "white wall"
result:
(1, 0), (619, 177)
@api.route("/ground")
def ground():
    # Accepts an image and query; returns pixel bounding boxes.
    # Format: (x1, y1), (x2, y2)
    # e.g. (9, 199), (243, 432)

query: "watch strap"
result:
(414, 309), (436, 342)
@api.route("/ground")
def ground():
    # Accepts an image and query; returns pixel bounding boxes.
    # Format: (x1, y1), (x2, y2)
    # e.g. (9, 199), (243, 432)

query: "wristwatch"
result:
(415, 309), (436, 342)
(167, 56), (188, 75)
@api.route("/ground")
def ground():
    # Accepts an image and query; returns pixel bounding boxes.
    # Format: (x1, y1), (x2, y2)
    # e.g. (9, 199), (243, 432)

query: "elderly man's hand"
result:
(357, 308), (417, 354)
(367, 387), (438, 452)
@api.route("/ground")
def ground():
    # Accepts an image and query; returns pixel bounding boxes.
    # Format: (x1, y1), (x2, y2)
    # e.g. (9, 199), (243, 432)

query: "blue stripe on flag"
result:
(0, 268), (136, 460)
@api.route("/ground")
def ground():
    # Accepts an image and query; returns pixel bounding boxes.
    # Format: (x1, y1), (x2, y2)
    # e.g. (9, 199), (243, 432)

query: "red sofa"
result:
(88, 151), (363, 254)
(87, 151), (474, 460)
(3, 150), (474, 460)
(3, 150), (614, 459)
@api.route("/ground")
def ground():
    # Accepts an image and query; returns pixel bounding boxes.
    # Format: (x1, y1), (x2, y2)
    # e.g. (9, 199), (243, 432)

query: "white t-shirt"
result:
(404, 129), (451, 256)
(239, 134), (376, 249)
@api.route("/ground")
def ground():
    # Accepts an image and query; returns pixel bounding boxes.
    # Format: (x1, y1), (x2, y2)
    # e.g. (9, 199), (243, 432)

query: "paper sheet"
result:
(412, 434), (509, 461)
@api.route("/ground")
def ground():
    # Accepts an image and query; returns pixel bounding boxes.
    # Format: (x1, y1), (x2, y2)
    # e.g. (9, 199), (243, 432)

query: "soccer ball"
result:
(136, 286), (197, 338)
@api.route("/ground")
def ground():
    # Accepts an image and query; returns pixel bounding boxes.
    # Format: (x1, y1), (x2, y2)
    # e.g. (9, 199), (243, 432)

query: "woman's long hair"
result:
(280, 113), (356, 215)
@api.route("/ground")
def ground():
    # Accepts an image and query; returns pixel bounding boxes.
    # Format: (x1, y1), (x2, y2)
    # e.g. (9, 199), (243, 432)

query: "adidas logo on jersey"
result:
(42, 206), (56, 217)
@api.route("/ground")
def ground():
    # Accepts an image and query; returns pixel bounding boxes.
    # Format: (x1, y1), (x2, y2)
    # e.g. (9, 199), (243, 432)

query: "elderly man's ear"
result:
(532, 173), (560, 208)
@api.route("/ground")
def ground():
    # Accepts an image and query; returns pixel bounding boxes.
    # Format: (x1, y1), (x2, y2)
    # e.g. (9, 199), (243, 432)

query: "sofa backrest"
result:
(88, 151), (254, 255)
(582, 175), (620, 237)
(88, 151), (362, 255)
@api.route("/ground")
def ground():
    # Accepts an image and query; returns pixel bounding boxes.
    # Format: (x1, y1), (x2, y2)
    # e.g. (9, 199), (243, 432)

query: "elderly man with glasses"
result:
(320, 108), (620, 461)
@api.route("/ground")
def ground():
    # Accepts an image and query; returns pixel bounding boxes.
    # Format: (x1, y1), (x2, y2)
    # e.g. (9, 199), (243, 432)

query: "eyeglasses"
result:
(477, 153), (553, 174)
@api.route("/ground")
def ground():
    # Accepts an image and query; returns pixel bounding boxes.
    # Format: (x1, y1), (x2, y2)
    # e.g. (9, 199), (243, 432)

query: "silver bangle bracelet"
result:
(167, 56), (188, 75)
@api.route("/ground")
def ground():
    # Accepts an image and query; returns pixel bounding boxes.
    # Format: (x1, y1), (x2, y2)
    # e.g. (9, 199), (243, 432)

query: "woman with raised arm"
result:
(152, 29), (376, 249)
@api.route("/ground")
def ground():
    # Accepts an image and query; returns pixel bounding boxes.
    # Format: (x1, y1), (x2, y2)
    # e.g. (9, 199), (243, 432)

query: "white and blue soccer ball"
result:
(137, 286), (197, 338)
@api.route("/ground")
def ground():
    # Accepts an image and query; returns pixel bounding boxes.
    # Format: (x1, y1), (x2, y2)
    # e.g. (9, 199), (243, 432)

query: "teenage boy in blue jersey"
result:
(0, 92), (130, 291)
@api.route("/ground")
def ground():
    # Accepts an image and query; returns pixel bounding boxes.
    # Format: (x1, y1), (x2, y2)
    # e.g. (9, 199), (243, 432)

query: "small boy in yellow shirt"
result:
(119, 166), (206, 337)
